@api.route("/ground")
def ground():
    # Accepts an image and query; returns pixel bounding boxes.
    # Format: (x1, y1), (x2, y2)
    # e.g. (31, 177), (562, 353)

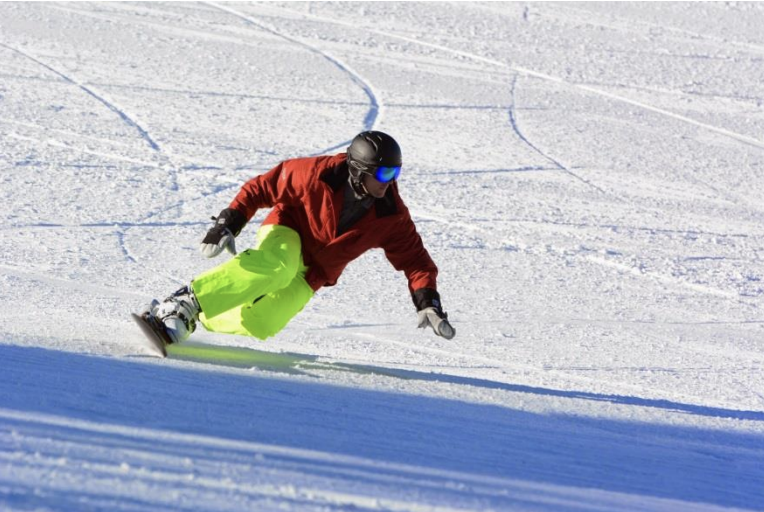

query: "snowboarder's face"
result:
(363, 173), (391, 198)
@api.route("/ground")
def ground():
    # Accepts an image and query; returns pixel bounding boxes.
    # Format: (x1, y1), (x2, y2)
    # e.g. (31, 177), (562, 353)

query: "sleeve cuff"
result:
(412, 288), (441, 312)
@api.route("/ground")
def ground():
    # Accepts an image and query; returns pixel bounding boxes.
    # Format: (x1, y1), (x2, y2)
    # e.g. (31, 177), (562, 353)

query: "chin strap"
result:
(349, 175), (371, 199)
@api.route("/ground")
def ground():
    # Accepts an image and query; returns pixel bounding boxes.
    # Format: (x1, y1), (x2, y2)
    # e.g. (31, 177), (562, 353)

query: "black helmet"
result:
(347, 131), (402, 176)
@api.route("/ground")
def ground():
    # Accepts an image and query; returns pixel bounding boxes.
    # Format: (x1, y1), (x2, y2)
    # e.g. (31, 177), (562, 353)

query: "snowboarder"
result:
(139, 131), (455, 351)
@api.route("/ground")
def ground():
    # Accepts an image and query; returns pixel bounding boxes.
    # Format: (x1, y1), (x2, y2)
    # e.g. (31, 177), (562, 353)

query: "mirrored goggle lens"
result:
(374, 166), (401, 183)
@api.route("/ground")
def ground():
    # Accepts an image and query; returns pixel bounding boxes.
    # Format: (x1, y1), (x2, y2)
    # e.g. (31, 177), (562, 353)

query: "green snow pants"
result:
(191, 224), (314, 340)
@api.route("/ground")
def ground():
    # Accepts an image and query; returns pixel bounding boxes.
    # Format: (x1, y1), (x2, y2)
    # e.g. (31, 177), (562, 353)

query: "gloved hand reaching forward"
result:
(200, 208), (247, 258)
(413, 288), (456, 340)
(418, 307), (455, 339)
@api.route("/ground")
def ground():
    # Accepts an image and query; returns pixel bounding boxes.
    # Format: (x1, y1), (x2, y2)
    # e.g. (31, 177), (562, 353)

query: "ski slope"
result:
(1, 2), (764, 510)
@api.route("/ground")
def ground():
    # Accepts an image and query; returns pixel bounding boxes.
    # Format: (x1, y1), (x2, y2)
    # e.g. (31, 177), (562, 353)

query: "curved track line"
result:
(0, 42), (162, 152)
(1, 38), (174, 282)
(269, 5), (764, 151)
(205, 2), (380, 138)
(508, 74), (607, 194)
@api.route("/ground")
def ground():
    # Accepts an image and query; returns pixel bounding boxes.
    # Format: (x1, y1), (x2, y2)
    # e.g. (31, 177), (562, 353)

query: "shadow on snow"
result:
(170, 341), (764, 422)
(0, 344), (762, 510)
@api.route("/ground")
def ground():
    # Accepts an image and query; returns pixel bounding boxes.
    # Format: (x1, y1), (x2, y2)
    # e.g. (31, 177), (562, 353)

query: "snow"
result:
(1, 2), (763, 510)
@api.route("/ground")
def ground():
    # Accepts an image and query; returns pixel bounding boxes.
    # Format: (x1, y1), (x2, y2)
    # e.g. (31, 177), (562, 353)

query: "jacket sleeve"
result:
(382, 213), (438, 295)
(228, 161), (300, 220)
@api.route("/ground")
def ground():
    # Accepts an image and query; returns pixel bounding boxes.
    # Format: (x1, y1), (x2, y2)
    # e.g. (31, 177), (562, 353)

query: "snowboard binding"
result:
(132, 287), (201, 357)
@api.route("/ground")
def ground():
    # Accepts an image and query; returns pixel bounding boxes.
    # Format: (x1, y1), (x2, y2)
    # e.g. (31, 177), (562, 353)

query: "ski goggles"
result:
(367, 165), (401, 183)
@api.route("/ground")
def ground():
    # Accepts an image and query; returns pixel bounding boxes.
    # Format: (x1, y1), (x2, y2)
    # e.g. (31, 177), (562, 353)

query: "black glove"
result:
(200, 208), (247, 258)
(413, 288), (455, 340)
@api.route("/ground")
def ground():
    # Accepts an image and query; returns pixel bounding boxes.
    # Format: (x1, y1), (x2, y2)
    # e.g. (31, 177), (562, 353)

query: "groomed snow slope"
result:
(1, 2), (763, 511)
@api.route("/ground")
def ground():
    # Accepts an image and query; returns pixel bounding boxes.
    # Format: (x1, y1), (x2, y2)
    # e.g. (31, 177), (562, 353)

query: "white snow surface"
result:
(1, 2), (764, 511)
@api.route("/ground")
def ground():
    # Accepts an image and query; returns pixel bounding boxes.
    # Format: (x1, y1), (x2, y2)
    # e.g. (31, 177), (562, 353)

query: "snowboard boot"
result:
(154, 285), (201, 345)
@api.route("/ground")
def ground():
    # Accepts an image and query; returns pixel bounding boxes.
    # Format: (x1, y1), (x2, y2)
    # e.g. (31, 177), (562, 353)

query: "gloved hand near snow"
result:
(413, 288), (455, 340)
(200, 208), (247, 258)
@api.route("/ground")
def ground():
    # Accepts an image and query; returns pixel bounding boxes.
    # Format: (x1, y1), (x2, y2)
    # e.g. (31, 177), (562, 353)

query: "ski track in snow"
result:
(409, 204), (753, 312)
(0, 42), (164, 154)
(2, 2), (764, 511)
(205, 1), (382, 145)
(272, 3), (764, 152)
(507, 74), (609, 195)
(548, 3), (764, 57)
(0, 39), (178, 286)
(0, 27), (195, 284)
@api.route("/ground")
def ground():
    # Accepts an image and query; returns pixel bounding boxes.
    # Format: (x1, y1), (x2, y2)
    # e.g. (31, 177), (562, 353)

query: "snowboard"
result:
(131, 312), (169, 358)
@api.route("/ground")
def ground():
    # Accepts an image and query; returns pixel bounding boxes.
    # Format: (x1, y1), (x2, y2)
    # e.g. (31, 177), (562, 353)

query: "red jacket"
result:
(229, 153), (438, 294)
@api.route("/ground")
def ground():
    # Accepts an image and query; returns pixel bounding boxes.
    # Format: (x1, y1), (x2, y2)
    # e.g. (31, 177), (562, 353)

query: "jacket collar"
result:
(321, 158), (350, 192)
(321, 157), (398, 218)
